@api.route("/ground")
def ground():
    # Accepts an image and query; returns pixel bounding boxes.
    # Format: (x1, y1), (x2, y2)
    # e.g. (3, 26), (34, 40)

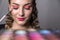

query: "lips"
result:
(17, 18), (25, 21)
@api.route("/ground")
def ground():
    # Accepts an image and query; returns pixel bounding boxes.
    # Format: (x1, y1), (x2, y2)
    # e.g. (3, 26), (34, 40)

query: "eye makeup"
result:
(23, 3), (32, 10)
(24, 5), (32, 10)
(12, 4), (19, 10)
(11, 3), (32, 10)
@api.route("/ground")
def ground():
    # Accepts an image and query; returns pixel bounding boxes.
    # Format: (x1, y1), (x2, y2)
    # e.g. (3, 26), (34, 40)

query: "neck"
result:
(11, 21), (27, 30)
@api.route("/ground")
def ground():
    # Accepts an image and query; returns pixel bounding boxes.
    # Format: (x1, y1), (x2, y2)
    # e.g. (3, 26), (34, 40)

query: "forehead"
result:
(10, 0), (32, 5)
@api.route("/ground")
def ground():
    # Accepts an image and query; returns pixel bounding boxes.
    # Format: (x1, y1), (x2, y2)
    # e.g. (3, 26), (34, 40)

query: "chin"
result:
(17, 21), (26, 25)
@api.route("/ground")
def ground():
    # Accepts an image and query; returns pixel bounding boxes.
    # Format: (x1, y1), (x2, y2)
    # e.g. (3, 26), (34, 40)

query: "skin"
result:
(9, 0), (33, 30)
(0, 0), (45, 40)
(0, 0), (38, 40)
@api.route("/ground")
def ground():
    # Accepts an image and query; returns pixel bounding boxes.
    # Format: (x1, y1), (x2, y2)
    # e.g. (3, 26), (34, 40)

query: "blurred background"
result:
(0, 0), (60, 29)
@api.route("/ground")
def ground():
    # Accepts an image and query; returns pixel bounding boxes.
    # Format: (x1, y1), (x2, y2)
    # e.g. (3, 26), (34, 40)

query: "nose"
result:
(18, 7), (24, 16)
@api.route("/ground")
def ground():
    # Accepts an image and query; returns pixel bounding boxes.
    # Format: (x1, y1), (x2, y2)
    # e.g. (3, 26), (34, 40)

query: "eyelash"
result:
(13, 7), (31, 10)
(13, 6), (32, 10)
(25, 6), (32, 10)
(25, 7), (30, 10)
(13, 7), (18, 10)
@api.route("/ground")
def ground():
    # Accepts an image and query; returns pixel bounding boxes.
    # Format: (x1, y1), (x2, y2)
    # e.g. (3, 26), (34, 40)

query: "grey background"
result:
(0, 0), (8, 24)
(0, 0), (60, 29)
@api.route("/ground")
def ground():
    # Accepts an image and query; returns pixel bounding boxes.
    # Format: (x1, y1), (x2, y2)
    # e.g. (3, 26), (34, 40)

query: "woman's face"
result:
(9, 0), (32, 25)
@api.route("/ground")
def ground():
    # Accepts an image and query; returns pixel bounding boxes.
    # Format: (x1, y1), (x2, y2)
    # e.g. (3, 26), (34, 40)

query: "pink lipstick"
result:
(17, 18), (25, 21)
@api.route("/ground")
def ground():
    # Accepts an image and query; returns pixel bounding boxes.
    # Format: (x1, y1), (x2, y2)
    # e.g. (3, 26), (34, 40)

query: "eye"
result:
(12, 5), (19, 10)
(24, 5), (32, 10)
(13, 7), (18, 10)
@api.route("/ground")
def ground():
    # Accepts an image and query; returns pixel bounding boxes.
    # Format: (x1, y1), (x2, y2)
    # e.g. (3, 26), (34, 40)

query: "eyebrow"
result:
(12, 3), (32, 6)
(12, 3), (19, 6)
(24, 3), (32, 5)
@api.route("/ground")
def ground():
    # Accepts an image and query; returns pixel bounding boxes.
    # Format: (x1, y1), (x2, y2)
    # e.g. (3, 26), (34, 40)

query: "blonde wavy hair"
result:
(5, 0), (40, 30)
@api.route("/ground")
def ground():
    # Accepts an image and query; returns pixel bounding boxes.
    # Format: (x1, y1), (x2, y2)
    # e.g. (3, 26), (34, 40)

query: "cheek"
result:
(25, 11), (32, 17)
(24, 10), (32, 17)
(11, 10), (18, 20)
(11, 10), (18, 16)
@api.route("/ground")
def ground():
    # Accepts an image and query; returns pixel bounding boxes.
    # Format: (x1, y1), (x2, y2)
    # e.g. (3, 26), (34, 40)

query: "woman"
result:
(5, 0), (40, 30)
(0, 0), (44, 40)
